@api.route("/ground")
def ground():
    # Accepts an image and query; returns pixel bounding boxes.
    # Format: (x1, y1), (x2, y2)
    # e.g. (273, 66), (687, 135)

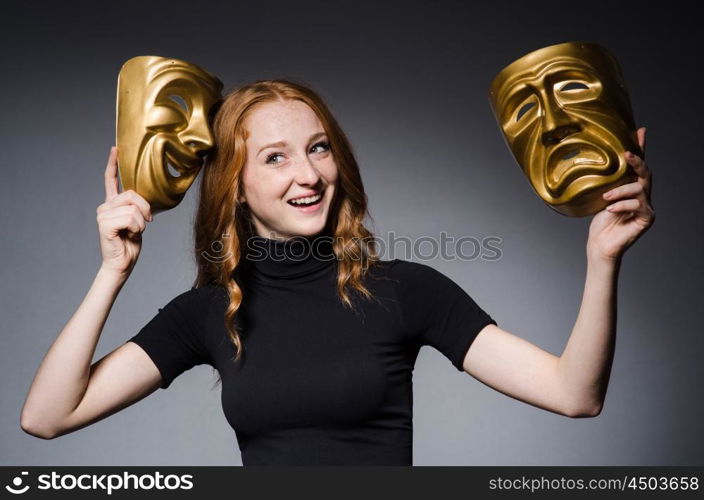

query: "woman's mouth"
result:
(287, 191), (324, 213)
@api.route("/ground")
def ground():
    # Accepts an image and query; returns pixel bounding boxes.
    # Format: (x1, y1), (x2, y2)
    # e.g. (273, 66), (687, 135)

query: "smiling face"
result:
(239, 99), (338, 240)
(116, 56), (223, 213)
(489, 42), (640, 216)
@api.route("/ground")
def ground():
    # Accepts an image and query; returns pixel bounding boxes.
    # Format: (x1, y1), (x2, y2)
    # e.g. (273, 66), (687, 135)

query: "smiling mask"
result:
(116, 56), (223, 213)
(489, 42), (640, 217)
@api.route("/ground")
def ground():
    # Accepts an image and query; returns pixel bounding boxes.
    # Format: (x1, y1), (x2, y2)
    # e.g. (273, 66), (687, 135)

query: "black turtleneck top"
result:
(126, 235), (497, 465)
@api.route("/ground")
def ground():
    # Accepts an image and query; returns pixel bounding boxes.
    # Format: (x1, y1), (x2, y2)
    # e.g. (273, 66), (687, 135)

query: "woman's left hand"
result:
(586, 127), (655, 262)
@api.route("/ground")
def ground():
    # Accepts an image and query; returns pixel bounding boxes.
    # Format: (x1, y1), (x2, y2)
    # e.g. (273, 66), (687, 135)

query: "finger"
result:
(128, 212), (147, 236)
(603, 181), (644, 201)
(637, 127), (647, 156)
(122, 190), (153, 221)
(98, 204), (149, 229)
(100, 211), (147, 236)
(119, 216), (144, 240)
(103, 189), (153, 221)
(104, 146), (119, 203)
(606, 198), (641, 213)
(624, 151), (649, 178)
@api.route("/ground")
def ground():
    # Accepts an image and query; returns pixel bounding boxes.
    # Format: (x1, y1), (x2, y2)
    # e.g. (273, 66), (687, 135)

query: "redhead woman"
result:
(20, 80), (655, 465)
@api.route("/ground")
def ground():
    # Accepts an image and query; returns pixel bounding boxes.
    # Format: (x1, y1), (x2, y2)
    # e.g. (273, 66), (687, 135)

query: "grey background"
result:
(2, 0), (702, 466)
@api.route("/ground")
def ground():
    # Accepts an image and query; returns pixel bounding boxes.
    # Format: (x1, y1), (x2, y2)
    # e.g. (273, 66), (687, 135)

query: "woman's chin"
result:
(292, 227), (325, 238)
(284, 220), (328, 238)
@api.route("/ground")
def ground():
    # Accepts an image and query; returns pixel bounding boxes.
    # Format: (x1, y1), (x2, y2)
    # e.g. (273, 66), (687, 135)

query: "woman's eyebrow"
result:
(257, 131), (327, 156)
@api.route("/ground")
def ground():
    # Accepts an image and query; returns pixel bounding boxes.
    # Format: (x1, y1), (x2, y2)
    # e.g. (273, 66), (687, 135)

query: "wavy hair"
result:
(191, 79), (381, 369)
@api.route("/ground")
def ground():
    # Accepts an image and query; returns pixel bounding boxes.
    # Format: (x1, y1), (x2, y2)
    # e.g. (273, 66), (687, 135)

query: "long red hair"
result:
(191, 79), (381, 364)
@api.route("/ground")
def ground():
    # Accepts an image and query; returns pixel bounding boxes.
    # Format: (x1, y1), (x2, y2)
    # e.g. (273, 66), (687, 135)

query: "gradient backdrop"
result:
(2, 0), (702, 466)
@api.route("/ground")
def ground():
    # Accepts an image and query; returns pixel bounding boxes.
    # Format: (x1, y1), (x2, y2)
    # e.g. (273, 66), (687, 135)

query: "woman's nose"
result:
(294, 156), (322, 185)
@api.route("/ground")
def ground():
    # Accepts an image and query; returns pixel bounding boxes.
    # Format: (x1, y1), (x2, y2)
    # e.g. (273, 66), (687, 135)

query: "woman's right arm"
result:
(20, 147), (161, 439)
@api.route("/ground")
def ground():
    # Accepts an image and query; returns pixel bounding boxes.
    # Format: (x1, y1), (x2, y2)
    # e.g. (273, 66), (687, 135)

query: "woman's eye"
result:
(311, 141), (330, 154)
(265, 153), (284, 164)
(265, 142), (329, 165)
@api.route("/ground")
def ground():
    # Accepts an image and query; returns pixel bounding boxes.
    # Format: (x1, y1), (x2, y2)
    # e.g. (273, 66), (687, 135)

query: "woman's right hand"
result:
(96, 147), (153, 278)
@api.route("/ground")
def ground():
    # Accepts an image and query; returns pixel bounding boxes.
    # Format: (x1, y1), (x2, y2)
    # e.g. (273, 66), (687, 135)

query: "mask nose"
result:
(542, 123), (581, 146)
(180, 124), (214, 154)
(540, 95), (581, 146)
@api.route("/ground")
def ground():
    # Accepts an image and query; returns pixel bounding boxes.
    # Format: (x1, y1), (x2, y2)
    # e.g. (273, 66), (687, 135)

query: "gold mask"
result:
(489, 42), (640, 217)
(116, 56), (223, 213)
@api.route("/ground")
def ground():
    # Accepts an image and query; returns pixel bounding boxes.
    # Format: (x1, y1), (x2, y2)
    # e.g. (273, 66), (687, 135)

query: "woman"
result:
(20, 80), (655, 465)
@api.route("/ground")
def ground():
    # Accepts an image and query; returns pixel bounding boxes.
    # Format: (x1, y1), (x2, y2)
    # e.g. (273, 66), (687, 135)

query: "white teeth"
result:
(289, 193), (322, 205)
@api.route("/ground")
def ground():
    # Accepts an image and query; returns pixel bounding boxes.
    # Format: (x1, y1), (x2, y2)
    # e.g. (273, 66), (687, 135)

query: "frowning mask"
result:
(116, 56), (223, 213)
(489, 42), (640, 217)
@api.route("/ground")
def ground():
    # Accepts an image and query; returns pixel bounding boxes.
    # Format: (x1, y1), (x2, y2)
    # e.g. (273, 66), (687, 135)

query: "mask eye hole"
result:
(168, 94), (189, 113)
(560, 82), (589, 92)
(516, 102), (536, 121)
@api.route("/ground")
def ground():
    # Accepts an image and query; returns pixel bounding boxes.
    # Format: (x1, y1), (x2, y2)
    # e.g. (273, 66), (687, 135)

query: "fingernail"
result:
(607, 205), (615, 211)
(603, 192), (611, 199)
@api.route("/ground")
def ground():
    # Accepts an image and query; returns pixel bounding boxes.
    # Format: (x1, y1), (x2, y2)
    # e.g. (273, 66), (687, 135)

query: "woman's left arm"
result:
(463, 127), (655, 418)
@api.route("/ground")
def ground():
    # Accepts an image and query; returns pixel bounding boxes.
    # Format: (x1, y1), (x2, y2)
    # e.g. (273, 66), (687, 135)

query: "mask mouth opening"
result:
(163, 141), (204, 174)
(165, 157), (183, 178)
(562, 148), (580, 160)
(545, 142), (609, 195)
(163, 150), (188, 179)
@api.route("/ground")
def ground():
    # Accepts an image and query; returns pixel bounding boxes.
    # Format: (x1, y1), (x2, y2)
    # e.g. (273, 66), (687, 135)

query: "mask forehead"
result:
(146, 61), (221, 109)
(491, 43), (621, 95)
(116, 56), (223, 213)
(488, 42), (639, 217)
(490, 43), (632, 127)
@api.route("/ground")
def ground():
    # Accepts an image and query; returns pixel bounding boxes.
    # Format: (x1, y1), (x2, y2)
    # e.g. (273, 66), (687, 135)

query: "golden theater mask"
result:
(116, 56), (223, 213)
(489, 42), (640, 217)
